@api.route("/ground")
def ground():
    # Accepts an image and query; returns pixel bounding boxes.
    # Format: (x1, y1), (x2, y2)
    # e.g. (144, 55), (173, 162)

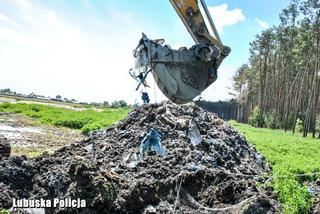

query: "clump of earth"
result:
(0, 102), (280, 213)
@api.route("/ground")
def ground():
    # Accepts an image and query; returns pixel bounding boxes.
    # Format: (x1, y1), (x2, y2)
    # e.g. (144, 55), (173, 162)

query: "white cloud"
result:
(0, 1), (162, 104)
(0, 1), (237, 104)
(0, 12), (18, 26)
(254, 18), (269, 29)
(208, 4), (245, 34)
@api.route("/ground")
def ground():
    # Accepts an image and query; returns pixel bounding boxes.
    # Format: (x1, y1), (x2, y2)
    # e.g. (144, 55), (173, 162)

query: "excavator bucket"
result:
(133, 34), (221, 104)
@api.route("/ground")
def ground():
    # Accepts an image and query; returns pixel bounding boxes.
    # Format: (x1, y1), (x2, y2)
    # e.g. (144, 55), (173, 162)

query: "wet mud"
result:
(0, 113), (84, 157)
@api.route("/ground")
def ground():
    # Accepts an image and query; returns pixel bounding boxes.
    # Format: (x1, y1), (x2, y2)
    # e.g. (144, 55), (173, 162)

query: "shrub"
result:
(1, 103), (11, 109)
(54, 118), (91, 129)
(111, 101), (121, 108)
(265, 111), (280, 129)
(295, 118), (304, 133)
(103, 101), (110, 107)
(248, 106), (265, 128)
(31, 114), (41, 119)
(118, 100), (127, 107)
(30, 106), (40, 112)
(81, 123), (103, 135)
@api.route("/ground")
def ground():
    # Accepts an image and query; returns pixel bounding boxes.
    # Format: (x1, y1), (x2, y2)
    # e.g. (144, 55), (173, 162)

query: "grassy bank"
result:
(0, 94), (85, 108)
(0, 103), (131, 134)
(229, 121), (320, 214)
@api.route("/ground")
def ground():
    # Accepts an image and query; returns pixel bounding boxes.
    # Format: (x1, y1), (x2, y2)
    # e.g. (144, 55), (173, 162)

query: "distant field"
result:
(229, 121), (320, 214)
(0, 103), (132, 134)
(0, 94), (85, 108)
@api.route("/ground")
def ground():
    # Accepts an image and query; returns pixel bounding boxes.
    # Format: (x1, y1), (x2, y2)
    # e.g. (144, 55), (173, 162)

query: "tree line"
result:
(0, 88), (17, 95)
(232, 0), (320, 137)
(0, 88), (128, 108)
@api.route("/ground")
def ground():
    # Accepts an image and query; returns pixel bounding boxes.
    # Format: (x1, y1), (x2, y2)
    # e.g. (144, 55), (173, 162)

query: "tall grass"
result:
(0, 103), (131, 134)
(229, 121), (320, 214)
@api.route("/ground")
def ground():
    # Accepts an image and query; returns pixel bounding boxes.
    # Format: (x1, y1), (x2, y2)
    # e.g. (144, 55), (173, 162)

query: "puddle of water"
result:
(0, 123), (43, 141)
(0, 124), (43, 134)
(0, 131), (22, 139)
(0, 118), (14, 122)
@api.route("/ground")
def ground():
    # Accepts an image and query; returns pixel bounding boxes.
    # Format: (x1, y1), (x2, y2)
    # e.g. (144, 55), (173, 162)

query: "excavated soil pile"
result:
(0, 102), (280, 213)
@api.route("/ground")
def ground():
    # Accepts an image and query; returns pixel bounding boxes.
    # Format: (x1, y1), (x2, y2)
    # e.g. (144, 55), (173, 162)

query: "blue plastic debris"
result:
(140, 128), (167, 160)
(186, 163), (205, 172)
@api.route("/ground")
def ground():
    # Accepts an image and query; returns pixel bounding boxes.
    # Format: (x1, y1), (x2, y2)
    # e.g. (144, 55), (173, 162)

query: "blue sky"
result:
(0, 0), (290, 104)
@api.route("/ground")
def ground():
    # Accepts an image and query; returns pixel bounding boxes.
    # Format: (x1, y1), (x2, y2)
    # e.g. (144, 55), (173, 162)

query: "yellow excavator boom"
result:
(169, 0), (231, 69)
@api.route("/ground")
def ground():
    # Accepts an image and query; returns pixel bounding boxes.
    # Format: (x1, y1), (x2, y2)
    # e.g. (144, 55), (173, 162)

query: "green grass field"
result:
(0, 103), (131, 134)
(229, 121), (320, 214)
(0, 94), (86, 108)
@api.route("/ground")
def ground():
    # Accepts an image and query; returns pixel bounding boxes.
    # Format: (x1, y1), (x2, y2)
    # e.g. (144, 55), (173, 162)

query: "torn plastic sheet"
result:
(140, 128), (167, 160)
(133, 43), (149, 69)
(186, 163), (205, 173)
(188, 121), (202, 146)
(123, 152), (139, 168)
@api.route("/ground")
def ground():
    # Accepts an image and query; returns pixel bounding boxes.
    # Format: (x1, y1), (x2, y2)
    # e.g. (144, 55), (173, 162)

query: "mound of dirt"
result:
(0, 102), (280, 213)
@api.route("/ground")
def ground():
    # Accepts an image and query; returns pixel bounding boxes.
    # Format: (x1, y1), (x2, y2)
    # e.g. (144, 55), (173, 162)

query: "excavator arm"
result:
(170, 0), (231, 69)
(132, 0), (231, 104)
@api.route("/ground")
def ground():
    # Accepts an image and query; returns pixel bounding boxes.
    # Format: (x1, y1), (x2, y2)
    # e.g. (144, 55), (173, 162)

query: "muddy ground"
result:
(0, 113), (84, 157)
(0, 102), (283, 213)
